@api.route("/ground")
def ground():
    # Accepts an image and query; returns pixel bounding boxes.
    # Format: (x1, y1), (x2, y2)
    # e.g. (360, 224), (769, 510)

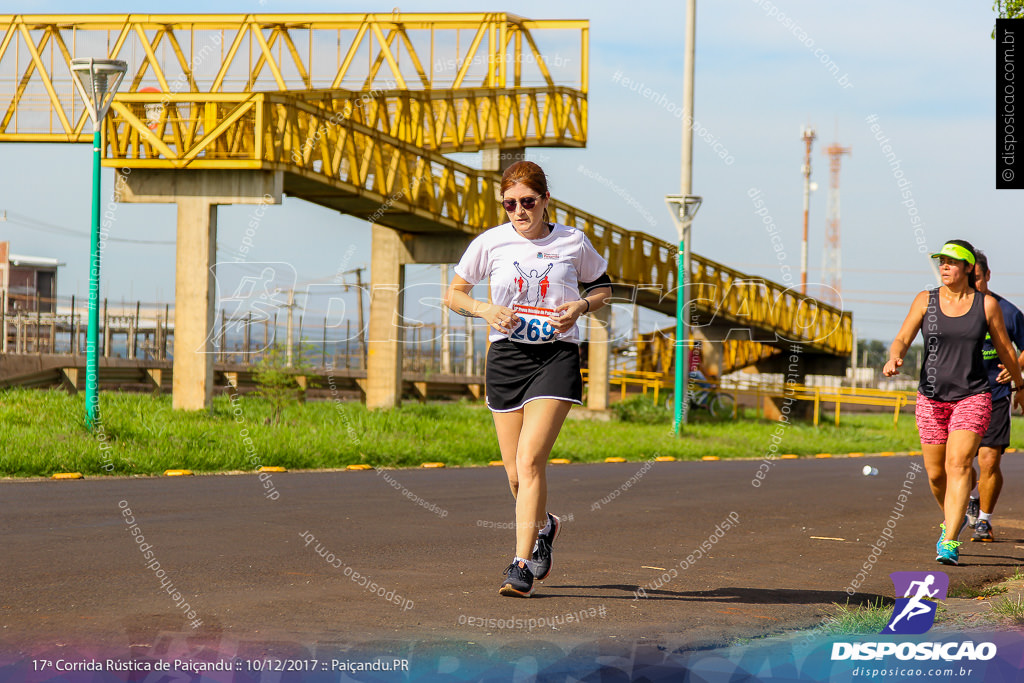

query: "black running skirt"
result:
(485, 339), (583, 412)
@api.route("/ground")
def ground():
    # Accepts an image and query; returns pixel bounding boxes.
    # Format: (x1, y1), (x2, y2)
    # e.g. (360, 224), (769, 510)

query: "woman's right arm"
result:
(882, 290), (929, 377)
(445, 274), (518, 335)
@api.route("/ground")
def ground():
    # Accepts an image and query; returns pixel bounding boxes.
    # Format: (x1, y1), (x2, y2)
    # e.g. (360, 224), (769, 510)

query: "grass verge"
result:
(948, 583), (1009, 599)
(989, 594), (1024, 624)
(813, 598), (895, 636)
(4, 389), (1023, 477)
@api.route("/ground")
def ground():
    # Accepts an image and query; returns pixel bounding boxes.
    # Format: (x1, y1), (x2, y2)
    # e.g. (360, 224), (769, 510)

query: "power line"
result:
(1, 209), (176, 245)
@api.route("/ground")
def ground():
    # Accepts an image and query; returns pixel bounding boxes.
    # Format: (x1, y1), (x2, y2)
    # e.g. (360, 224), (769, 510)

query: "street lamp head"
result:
(665, 194), (703, 238)
(70, 58), (128, 128)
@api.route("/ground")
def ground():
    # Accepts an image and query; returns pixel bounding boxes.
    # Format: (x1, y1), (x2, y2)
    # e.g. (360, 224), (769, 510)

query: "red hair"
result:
(500, 161), (550, 223)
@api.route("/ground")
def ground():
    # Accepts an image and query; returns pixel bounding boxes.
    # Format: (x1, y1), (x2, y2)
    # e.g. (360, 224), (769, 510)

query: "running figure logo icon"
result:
(512, 261), (554, 307)
(882, 571), (948, 635)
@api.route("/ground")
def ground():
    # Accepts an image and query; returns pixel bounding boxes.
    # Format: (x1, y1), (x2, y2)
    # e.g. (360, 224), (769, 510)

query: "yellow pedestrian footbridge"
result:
(0, 12), (851, 408)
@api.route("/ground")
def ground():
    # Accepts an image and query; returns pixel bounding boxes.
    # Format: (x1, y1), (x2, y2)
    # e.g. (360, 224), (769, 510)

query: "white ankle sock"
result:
(979, 512), (992, 522)
(513, 556), (538, 575)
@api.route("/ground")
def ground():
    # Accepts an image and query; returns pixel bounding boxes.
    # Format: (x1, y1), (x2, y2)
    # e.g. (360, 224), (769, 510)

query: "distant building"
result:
(0, 241), (63, 312)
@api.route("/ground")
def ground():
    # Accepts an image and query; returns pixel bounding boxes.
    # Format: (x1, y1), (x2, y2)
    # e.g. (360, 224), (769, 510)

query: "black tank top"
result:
(919, 288), (989, 401)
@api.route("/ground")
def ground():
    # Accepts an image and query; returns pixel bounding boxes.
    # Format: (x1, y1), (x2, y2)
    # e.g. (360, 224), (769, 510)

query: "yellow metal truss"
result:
(104, 87), (585, 161)
(688, 258), (852, 356)
(635, 332), (783, 377)
(0, 13), (587, 141)
(720, 339), (783, 374)
(293, 87), (586, 153)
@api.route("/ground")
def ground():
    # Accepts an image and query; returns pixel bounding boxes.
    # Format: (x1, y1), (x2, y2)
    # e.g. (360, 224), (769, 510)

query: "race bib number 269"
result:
(509, 305), (558, 344)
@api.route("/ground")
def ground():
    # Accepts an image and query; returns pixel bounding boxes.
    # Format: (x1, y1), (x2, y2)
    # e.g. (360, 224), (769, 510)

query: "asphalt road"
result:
(3, 454), (1024, 671)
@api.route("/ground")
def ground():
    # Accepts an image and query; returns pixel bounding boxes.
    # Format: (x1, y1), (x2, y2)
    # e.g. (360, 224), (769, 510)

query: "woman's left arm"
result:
(552, 235), (613, 332)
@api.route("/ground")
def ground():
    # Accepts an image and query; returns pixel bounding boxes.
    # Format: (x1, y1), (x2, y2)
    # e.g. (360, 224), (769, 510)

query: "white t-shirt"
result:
(454, 222), (608, 344)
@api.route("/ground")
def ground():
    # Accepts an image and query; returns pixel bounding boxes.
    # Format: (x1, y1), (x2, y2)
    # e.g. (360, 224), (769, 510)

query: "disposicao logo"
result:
(882, 571), (948, 635)
(831, 570), (997, 663)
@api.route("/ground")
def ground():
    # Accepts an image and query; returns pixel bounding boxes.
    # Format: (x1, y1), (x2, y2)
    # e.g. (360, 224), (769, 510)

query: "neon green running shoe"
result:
(936, 540), (961, 566)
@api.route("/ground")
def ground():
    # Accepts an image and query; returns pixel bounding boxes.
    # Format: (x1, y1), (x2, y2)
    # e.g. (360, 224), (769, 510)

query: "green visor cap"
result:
(930, 243), (976, 266)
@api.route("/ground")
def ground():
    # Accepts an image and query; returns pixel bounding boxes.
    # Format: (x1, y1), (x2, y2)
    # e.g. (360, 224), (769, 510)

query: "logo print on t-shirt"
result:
(512, 261), (554, 307)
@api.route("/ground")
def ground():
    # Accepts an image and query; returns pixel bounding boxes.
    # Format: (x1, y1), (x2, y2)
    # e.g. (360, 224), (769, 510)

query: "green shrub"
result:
(612, 395), (670, 424)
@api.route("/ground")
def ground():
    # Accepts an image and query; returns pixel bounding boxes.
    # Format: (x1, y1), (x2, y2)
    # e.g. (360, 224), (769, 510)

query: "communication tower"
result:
(821, 141), (851, 306)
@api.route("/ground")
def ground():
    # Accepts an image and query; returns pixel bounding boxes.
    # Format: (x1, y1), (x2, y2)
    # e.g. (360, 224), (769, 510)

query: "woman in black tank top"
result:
(883, 240), (1024, 567)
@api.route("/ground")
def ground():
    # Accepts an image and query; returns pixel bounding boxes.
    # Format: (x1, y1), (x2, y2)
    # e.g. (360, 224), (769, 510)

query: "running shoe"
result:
(966, 498), (980, 529)
(936, 540), (961, 566)
(499, 560), (535, 597)
(971, 519), (994, 542)
(531, 513), (561, 581)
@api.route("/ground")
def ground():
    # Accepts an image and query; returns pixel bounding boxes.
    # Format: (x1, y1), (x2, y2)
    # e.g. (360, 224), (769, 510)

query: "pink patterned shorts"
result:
(915, 392), (991, 445)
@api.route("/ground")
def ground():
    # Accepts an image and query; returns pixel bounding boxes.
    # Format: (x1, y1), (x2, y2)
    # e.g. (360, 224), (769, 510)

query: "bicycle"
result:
(664, 377), (736, 419)
(689, 384), (736, 418)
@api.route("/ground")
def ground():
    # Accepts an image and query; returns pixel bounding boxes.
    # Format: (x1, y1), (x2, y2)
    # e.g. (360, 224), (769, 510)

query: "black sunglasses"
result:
(501, 196), (541, 212)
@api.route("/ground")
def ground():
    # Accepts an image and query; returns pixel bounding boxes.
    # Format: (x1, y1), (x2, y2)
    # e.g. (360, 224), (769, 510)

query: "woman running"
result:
(445, 161), (612, 597)
(883, 240), (1024, 566)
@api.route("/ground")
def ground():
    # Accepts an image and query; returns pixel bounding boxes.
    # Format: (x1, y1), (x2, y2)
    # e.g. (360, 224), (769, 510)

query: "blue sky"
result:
(0, 1), (1013, 344)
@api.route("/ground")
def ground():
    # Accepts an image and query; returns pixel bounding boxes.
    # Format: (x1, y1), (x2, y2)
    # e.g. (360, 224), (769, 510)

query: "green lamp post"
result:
(666, 194), (702, 434)
(70, 57), (127, 428)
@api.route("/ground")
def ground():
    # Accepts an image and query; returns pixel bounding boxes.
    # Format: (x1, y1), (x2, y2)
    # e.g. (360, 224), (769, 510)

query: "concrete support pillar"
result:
(440, 265), (452, 374)
(586, 305), (611, 411)
(363, 230), (474, 409)
(763, 380), (807, 421)
(465, 315), (475, 376)
(691, 329), (723, 378)
(117, 169), (282, 410)
(482, 147), (527, 173)
(755, 351), (811, 422)
(367, 225), (411, 409)
(173, 199), (218, 409)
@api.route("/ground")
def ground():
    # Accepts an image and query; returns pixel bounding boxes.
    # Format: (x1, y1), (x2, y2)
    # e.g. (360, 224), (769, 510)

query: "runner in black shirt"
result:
(883, 240), (1024, 565)
(965, 251), (1024, 541)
